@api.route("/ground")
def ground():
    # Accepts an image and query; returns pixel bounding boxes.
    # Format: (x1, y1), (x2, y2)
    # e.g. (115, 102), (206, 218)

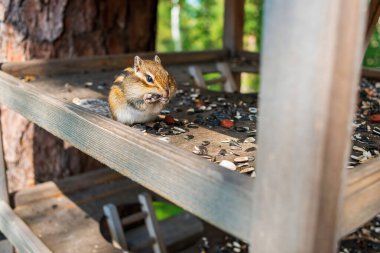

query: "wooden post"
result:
(251, 1), (366, 253)
(0, 109), (12, 253)
(364, 0), (380, 51)
(223, 0), (245, 91)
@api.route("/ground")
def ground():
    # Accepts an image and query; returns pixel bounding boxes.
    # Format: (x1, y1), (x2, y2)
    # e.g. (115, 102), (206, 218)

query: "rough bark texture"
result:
(0, 0), (158, 192)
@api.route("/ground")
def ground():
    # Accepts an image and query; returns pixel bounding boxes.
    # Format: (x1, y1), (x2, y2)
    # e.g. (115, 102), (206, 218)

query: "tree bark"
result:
(0, 0), (158, 192)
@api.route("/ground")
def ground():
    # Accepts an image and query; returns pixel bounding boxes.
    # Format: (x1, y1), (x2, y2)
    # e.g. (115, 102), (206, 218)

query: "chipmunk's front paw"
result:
(143, 93), (161, 103)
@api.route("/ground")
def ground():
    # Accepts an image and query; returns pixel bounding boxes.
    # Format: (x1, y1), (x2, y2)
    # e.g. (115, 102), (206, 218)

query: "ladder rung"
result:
(121, 211), (148, 226)
(129, 237), (156, 252)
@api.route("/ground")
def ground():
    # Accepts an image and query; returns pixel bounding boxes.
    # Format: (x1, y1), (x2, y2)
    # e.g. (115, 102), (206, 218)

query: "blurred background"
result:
(155, 0), (380, 93)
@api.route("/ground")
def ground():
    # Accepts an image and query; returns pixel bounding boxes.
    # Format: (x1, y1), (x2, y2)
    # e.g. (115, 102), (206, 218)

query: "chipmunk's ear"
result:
(134, 56), (143, 72)
(154, 55), (161, 64)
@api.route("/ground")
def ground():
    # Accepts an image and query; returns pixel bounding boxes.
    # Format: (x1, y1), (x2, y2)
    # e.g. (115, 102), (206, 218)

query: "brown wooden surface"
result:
(341, 157), (380, 236)
(362, 67), (380, 80)
(14, 168), (146, 253)
(0, 201), (52, 253)
(0, 110), (12, 253)
(251, 1), (366, 253)
(0, 0), (159, 193)
(0, 54), (378, 244)
(365, 0), (380, 50)
(1, 50), (229, 77)
(223, 0), (245, 90)
(0, 69), (255, 242)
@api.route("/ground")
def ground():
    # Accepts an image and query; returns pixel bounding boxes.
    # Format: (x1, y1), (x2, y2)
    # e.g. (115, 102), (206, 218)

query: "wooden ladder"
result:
(188, 62), (238, 92)
(103, 192), (167, 253)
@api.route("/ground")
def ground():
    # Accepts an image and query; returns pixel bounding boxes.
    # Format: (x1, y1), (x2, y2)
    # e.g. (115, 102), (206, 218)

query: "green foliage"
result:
(153, 201), (183, 221)
(157, 0), (224, 52)
(364, 22), (380, 68)
(157, 0), (379, 94)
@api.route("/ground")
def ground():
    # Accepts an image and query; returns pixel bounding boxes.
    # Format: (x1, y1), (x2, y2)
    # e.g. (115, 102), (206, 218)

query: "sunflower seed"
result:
(240, 167), (255, 173)
(234, 157), (249, 163)
(193, 145), (208, 155)
(244, 137), (256, 143)
(219, 160), (236, 171)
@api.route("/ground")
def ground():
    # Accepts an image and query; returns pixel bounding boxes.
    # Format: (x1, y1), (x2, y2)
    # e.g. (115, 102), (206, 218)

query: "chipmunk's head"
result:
(133, 55), (176, 103)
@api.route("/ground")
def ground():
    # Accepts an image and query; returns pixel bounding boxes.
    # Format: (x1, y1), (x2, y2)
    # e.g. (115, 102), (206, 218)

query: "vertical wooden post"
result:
(251, 1), (366, 253)
(364, 0), (380, 51)
(223, 0), (245, 91)
(0, 109), (12, 253)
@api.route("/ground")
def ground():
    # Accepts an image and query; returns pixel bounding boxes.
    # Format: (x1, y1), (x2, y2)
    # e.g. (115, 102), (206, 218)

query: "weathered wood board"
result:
(14, 168), (145, 253)
(0, 53), (379, 246)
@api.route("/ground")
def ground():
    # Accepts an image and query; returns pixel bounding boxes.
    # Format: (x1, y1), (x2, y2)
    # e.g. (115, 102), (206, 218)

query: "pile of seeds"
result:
(130, 85), (259, 177)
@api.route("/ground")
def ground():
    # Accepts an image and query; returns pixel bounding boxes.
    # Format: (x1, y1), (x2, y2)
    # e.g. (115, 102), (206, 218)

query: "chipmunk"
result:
(108, 55), (176, 125)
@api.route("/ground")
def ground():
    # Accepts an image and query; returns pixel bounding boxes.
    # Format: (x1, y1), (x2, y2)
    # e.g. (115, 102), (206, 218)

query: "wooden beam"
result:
(0, 50), (229, 77)
(0, 109), (12, 253)
(103, 204), (128, 251)
(0, 70), (253, 243)
(364, 0), (380, 51)
(251, 1), (366, 253)
(0, 201), (52, 253)
(223, 0), (245, 90)
(223, 0), (244, 55)
(0, 110), (9, 206)
(341, 157), (380, 236)
(362, 67), (380, 80)
(139, 193), (167, 253)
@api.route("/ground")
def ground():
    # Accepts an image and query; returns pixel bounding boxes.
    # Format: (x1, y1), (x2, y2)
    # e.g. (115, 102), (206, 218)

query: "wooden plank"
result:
(216, 62), (237, 92)
(364, 0), (380, 51)
(14, 169), (138, 253)
(223, 0), (244, 90)
(188, 65), (207, 88)
(0, 108), (12, 253)
(362, 67), (380, 80)
(103, 204), (129, 251)
(0, 70), (253, 243)
(139, 193), (167, 253)
(0, 50), (228, 77)
(251, 1), (366, 253)
(341, 157), (380, 236)
(121, 211), (148, 226)
(0, 200), (52, 253)
(0, 110), (8, 204)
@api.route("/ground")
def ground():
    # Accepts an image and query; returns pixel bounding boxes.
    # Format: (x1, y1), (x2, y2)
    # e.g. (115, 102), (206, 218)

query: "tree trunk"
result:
(0, 0), (158, 192)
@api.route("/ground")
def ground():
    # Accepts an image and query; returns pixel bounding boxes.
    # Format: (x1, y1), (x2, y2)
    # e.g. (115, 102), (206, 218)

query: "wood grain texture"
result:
(251, 1), (366, 253)
(341, 157), (380, 236)
(14, 168), (140, 253)
(0, 201), (52, 253)
(1, 50), (229, 77)
(0, 70), (253, 243)
(0, 110), (9, 204)
(0, 111), (11, 253)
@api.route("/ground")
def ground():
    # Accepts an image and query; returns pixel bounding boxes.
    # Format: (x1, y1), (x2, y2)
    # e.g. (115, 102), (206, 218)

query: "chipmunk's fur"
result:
(108, 55), (176, 125)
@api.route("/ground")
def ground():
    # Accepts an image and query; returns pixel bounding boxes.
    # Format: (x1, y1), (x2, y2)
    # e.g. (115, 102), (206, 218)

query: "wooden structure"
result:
(0, 0), (379, 252)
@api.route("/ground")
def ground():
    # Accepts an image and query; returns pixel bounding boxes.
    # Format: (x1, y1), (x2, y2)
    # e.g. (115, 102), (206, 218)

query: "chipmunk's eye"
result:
(146, 75), (153, 83)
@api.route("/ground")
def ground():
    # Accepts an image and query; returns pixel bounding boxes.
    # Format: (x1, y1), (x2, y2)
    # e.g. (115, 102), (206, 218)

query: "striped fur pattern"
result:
(108, 55), (176, 125)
